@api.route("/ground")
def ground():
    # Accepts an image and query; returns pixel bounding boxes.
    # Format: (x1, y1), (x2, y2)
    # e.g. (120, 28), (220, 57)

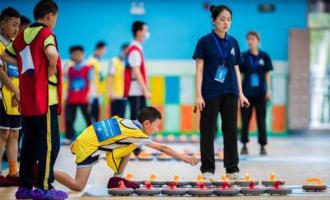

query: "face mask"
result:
(144, 32), (151, 41)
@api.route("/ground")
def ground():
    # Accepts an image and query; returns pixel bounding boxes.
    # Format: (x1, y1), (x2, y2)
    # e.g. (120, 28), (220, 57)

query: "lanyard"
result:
(248, 55), (259, 71)
(211, 32), (228, 65)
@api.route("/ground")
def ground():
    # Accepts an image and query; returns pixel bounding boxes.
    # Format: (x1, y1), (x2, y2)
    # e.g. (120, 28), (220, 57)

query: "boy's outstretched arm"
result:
(146, 141), (198, 166)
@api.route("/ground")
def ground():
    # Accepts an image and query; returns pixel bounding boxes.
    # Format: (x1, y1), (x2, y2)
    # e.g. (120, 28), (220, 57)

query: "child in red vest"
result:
(124, 21), (152, 156)
(63, 46), (92, 145)
(2, 1), (67, 199)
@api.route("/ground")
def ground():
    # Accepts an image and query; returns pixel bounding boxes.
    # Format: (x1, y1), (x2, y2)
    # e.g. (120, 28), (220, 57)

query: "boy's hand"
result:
(182, 155), (198, 166)
(12, 92), (20, 107)
(12, 98), (19, 107)
(144, 89), (152, 99)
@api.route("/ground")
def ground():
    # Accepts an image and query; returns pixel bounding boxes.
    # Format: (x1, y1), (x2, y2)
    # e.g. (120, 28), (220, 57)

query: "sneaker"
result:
(30, 188), (46, 200)
(31, 188), (68, 200)
(108, 177), (140, 189)
(15, 187), (32, 199)
(44, 189), (68, 200)
(226, 172), (241, 181)
(202, 172), (214, 181)
(5, 174), (20, 186)
(260, 146), (267, 155)
(241, 144), (248, 155)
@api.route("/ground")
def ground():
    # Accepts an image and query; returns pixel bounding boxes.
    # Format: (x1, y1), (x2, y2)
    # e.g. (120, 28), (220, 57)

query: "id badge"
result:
(214, 65), (227, 83)
(250, 73), (260, 87)
(71, 78), (86, 91)
(93, 118), (121, 142)
(7, 64), (18, 78)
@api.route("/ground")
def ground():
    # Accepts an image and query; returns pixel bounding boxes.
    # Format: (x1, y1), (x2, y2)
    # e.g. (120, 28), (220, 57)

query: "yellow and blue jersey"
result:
(0, 34), (20, 115)
(71, 116), (150, 173)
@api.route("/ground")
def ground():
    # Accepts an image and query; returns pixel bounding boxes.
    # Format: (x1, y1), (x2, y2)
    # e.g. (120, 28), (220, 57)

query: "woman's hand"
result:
(239, 93), (250, 108)
(195, 95), (205, 112)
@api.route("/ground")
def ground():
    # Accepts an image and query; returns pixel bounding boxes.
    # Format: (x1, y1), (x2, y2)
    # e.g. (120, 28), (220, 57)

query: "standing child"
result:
(64, 46), (92, 144)
(108, 43), (129, 118)
(54, 106), (198, 191)
(88, 41), (107, 122)
(2, 1), (67, 199)
(125, 21), (152, 156)
(0, 7), (21, 187)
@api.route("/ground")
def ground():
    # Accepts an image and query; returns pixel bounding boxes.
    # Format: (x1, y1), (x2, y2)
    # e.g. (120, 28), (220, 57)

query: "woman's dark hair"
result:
(138, 106), (162, 123)
(33, 0), (58, 20)
(132, 20), (146, 37)
(247, 31), (260, 41)
(210, 5), (232, 20)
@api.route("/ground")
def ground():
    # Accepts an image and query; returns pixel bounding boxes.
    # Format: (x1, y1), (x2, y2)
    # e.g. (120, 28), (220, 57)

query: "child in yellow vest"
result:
(108, 43), (129, 117)
(0, 7), (21, 186)
(88, 41), (107, 122)
(54, 107), (198, 191)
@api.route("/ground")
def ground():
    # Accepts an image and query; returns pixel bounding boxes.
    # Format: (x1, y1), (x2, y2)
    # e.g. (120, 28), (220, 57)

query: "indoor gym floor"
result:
(0, 133), (330, 200)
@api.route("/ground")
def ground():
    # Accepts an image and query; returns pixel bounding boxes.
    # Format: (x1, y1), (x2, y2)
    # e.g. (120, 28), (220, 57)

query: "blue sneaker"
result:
(30, 188), (68, 200)
(30, 188), (45, 200)
(44, 189), (68, 200)
(15, 187), (32, 199)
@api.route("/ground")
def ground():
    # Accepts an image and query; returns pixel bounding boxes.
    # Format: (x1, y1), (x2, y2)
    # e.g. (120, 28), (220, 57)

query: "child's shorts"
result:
(77, 155), (100, 168)
(0, 100), (21, 131)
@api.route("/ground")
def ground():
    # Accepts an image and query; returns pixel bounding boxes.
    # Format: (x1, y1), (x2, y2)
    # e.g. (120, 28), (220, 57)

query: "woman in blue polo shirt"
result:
(193, 4), (249, 181)
(239, 31), (273, 156)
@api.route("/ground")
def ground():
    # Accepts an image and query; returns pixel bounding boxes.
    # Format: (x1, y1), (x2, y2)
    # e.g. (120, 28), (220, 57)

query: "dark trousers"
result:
(240, 94), (267, 146)
(128, 96), (146, 120)
(65, 104), (92, 140)
(19, 105), (60, 190)
(110, 99), (127, 118)
(128, 96), (146, 155)
(200, 95), (239, 174)
(89, 98), (99, 123)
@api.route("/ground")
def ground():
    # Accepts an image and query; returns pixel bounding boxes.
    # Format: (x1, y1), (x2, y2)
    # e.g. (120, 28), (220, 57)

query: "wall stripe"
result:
(150, 76), (165, 105)
(165, 76), (180, 104)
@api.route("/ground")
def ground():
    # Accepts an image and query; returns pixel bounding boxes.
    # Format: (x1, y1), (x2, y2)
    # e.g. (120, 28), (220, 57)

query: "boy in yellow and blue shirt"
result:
(0, 7), (21, 187)
(54, 107), (198, 191)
